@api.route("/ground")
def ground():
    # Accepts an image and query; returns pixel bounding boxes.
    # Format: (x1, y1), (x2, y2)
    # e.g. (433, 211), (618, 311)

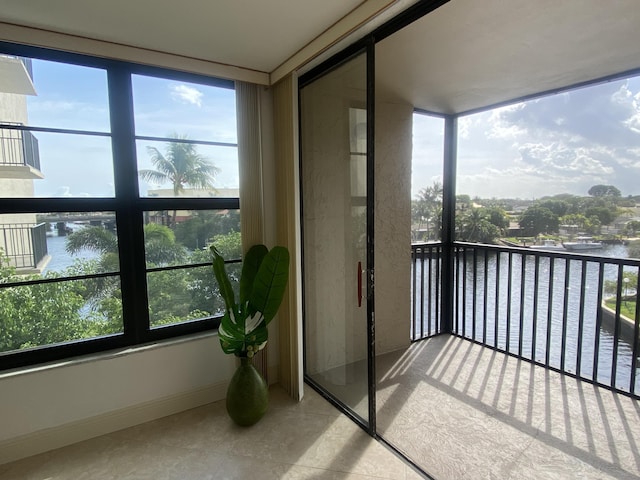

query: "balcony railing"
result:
(0, 126), (40, 171)
(411, 242), (640, 398)
(0, 223), (48, 270)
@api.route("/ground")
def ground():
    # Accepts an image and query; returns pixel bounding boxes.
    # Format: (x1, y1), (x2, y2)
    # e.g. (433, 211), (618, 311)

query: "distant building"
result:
(145, 187), (239, 224)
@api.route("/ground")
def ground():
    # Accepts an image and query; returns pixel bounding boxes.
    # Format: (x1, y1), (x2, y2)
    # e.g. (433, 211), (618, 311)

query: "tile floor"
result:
(376, 335), (640, 480)
(0, 385), (423, 480)
(3, 335), (639, 480)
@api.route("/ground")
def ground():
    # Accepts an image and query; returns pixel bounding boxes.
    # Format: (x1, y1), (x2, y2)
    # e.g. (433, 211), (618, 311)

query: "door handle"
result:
(357, 261), (362, 307)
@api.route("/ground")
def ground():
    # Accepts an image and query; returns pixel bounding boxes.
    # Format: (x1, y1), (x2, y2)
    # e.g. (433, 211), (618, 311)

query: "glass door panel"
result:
(301, 52), (371, 423)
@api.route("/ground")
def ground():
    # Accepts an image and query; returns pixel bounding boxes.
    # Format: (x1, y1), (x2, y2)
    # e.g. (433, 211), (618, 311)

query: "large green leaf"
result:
(210, 245), (235, 313)
(248, 246), (290, 325)
(218, 308), (245, 355)
(239, 244), (268, 307)
(212, 244), (289, 357)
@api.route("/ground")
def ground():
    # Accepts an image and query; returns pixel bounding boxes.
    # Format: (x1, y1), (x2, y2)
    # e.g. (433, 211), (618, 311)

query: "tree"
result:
(584, 205), (617, 226)
(63, 222), (243, 327)
(457, 208), (500, 243)
(0, 252), (120, 352)
(139, 134), (220, 227)
(186, 231), (243, 315)
(519, 206), (559, 236)
(66, 224), (185, 268)
(481, 206), (510, 232)
(412, 182), (442, 241)
(559, 213), (601, 235)
(66, 225), (119, 272)
(456, 194), (471, 210)
(539, 199), (569, 217)
(623, 220), (640, 236)
(588, 184), (621, 198)
(143, 223), (186, 266)
(174, 210), (240, 249)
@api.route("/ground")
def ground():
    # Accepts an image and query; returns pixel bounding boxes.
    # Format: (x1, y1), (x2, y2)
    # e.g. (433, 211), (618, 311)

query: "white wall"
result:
(0, 333), (248, 464)
(374, 100), (413, 354)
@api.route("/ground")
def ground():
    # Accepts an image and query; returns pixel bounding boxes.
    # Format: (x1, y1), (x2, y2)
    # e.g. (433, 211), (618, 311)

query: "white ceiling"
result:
(0, 0), (373, 73)
(0, 0), (639, 113)
(376, 0), (640, 114)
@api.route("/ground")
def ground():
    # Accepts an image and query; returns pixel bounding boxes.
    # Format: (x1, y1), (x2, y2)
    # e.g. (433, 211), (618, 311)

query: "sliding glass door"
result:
(300, 49), (374, 428)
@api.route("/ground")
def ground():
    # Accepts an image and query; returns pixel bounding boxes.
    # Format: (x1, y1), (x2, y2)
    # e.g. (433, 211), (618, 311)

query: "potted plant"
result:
(211, 244), (290, 426)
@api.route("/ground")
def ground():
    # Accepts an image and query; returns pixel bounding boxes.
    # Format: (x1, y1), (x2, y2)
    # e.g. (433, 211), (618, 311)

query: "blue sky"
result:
(22, 57), (640, 201)
(412, 76), (640, 200)
(26, 59), (238, 197)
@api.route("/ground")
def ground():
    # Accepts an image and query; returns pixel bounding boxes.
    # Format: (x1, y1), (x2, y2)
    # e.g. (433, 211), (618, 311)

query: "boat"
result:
(529, 239), (566, 251)
(562, 236), (603, 251)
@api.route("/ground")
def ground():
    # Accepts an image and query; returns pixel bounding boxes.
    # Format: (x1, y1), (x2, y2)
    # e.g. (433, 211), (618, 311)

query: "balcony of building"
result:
(0, 125), (42, 180)
(0, 222), (50, 274)
(0, 54), (36, 96)
(366, 243), (640, 479)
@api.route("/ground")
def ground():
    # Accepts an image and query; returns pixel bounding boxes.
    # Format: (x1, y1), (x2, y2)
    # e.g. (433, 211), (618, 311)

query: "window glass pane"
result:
(143, 209), (240, 268)
(412, 113), (444, 242)
(148, 263), (240, 328)
(136, 139), (238, 197)
(0, 55), (110, 132)
(456, 74), (640, 253)
(0, 210), (123, 353)
(0, 212), (119, 280)
(0, 277), (123, 354)
(131, 75), (236, 143)
(0, 130), (114, 198)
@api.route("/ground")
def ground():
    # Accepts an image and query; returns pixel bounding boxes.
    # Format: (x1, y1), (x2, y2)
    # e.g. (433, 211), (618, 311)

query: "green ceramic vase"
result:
(226, 356), (268, 426)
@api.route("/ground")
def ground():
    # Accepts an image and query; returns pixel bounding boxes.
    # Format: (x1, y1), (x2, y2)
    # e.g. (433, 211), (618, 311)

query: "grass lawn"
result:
(604, 298), (637, 319)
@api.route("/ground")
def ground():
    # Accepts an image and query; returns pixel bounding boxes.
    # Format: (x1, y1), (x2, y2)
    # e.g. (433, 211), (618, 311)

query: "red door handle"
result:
(357, 261), (362, 307)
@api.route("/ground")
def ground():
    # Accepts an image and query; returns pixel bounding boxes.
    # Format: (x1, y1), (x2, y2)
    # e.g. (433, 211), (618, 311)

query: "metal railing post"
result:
(440, 115), (457, 334)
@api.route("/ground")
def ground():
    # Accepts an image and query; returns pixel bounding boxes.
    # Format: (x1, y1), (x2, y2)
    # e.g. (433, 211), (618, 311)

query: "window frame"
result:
(0, 41), (240, 370)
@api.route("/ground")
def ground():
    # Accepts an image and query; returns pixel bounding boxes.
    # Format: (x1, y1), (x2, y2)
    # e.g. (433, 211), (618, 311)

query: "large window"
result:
(0, 44), (240, 370)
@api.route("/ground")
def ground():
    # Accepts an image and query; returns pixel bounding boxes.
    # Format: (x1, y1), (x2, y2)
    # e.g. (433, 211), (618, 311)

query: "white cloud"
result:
(171, 84), (203, 107)
(487, 102), (528, 140)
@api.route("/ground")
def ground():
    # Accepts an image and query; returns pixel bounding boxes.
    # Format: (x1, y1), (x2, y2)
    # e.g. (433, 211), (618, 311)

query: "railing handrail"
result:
(0, 223), (48, 269)
(411, 240), (640, 398)
(412, 240), (640, 267)
(0, 222), (46, 228)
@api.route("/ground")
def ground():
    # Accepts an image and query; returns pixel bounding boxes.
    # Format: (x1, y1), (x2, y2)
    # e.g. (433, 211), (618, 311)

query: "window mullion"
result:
(108, 67), (149, 343)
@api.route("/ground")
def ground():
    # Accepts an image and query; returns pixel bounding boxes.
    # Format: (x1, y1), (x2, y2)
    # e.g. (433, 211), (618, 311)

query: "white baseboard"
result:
(0, 381), (229, 466)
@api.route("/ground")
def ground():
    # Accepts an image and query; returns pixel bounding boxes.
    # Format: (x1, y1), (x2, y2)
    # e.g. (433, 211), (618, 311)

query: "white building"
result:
(0, 55), (49, 273)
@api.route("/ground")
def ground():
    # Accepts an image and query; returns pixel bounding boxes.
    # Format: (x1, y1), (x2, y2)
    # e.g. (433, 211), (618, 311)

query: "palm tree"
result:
(413, 181), (443, 241)
(139, 134), (220, 227)
(66, 226), (119, 272)
(66, 224), (186, 269)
